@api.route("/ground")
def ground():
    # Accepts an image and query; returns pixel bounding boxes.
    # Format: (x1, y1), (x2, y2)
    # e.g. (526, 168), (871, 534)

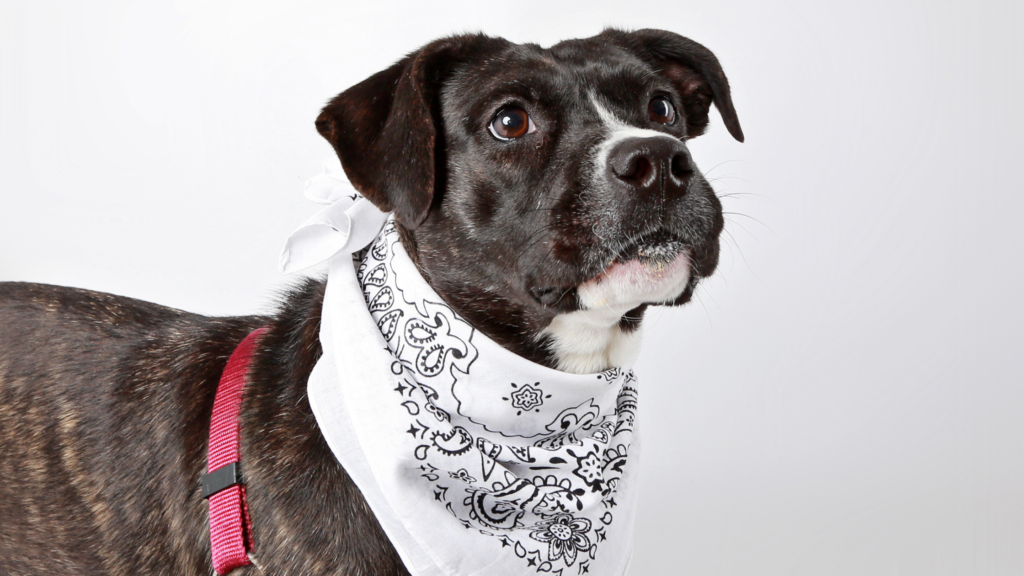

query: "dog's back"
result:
(0, 282), (258, 574)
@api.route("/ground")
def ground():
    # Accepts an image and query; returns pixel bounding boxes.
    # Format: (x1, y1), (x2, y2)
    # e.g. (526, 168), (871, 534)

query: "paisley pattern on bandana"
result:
(356, 220), (638, 575)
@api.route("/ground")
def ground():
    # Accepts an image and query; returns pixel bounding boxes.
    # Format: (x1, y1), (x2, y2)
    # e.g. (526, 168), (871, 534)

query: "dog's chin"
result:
(577, 249), (691, 314)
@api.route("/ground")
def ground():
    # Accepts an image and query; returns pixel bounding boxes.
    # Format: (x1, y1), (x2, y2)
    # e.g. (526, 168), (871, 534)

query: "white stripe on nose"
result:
(589, 94), (681, 173)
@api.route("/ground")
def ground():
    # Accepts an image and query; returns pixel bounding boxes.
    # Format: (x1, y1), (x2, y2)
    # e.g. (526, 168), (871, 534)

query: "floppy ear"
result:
(315, 34), (506, 228)
(599, 28), (744, 142)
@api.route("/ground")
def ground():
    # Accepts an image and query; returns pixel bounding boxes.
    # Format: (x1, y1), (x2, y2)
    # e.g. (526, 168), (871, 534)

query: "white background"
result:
(2, 1), (1022, 574)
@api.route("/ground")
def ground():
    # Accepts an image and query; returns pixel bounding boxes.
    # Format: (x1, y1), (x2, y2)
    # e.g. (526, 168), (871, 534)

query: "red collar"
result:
(202, 327), (267, 575)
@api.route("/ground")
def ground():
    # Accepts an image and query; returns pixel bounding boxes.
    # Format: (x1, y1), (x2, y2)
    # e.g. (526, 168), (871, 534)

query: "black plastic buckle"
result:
(202, 462), (243, 499)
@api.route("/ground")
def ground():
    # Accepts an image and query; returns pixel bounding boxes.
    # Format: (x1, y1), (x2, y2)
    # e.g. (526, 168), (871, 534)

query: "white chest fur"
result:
(540, 308), (644, 374)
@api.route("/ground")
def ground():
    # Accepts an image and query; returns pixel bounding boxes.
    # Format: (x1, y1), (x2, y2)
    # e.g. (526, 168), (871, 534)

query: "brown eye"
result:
(490, 107), (534, 140)
(648, 96), (676, 125)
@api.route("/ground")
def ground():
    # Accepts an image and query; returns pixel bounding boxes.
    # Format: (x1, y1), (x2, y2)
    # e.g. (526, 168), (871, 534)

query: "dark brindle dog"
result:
(0, 29), (742, 575)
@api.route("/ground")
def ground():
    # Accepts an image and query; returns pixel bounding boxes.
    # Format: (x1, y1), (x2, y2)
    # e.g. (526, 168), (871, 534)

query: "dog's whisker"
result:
(722, 211), (774, 234)
(719, 224), (761, 281)
(722, 213), (768, 241)
(701, 158), (746, 178)
(693, 291), (714, 329)
(512, 224), (561, 263)
(705, 174), (748, 184)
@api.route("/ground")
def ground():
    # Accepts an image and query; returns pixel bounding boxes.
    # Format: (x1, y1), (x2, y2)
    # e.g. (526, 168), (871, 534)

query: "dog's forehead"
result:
(443, 39), (662, 114)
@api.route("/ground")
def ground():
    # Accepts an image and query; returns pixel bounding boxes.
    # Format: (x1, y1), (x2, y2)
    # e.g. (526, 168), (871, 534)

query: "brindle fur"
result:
(0, 28), (741, 575)
(0, 280), (409, 575)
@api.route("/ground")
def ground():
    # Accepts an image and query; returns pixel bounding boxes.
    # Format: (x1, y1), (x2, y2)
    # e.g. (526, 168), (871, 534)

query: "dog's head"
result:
(315, 29), (743, 372)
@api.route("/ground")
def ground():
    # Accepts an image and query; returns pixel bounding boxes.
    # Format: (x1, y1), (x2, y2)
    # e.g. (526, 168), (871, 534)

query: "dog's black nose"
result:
(607, 136), (694, 203)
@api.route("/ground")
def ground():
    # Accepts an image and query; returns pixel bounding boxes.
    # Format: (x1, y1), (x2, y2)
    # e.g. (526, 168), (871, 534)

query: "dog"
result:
(0, 28), (742, 575)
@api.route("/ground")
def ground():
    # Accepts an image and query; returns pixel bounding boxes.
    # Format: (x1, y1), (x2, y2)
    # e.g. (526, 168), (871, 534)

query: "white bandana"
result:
(281, 159), (641, 576)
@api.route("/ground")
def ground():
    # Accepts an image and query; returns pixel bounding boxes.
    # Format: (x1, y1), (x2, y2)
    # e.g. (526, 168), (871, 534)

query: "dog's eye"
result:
(648, 97), (676, 125)
(489, 107), (535, 140)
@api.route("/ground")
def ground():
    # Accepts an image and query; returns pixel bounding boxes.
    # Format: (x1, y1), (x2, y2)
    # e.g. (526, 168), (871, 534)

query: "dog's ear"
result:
(316, 34), (506, 229)
(599, 28), (744, 142)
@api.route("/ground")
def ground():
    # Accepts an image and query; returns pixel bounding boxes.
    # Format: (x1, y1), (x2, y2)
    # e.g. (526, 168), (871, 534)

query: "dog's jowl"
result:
(0, 29), (741, 576)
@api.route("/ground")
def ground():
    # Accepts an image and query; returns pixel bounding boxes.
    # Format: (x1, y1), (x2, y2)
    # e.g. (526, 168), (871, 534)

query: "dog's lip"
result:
(600, 229), (688, 275)
(528, 230), (688, 307)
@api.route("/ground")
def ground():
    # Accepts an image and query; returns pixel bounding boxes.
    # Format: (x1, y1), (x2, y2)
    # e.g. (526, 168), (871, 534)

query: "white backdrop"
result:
(2, 1), (1022, 574)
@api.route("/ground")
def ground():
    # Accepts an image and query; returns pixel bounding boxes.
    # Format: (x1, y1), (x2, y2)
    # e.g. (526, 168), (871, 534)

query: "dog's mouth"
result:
(611, 229), (687, 267)
(529, 229), (690, 308)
